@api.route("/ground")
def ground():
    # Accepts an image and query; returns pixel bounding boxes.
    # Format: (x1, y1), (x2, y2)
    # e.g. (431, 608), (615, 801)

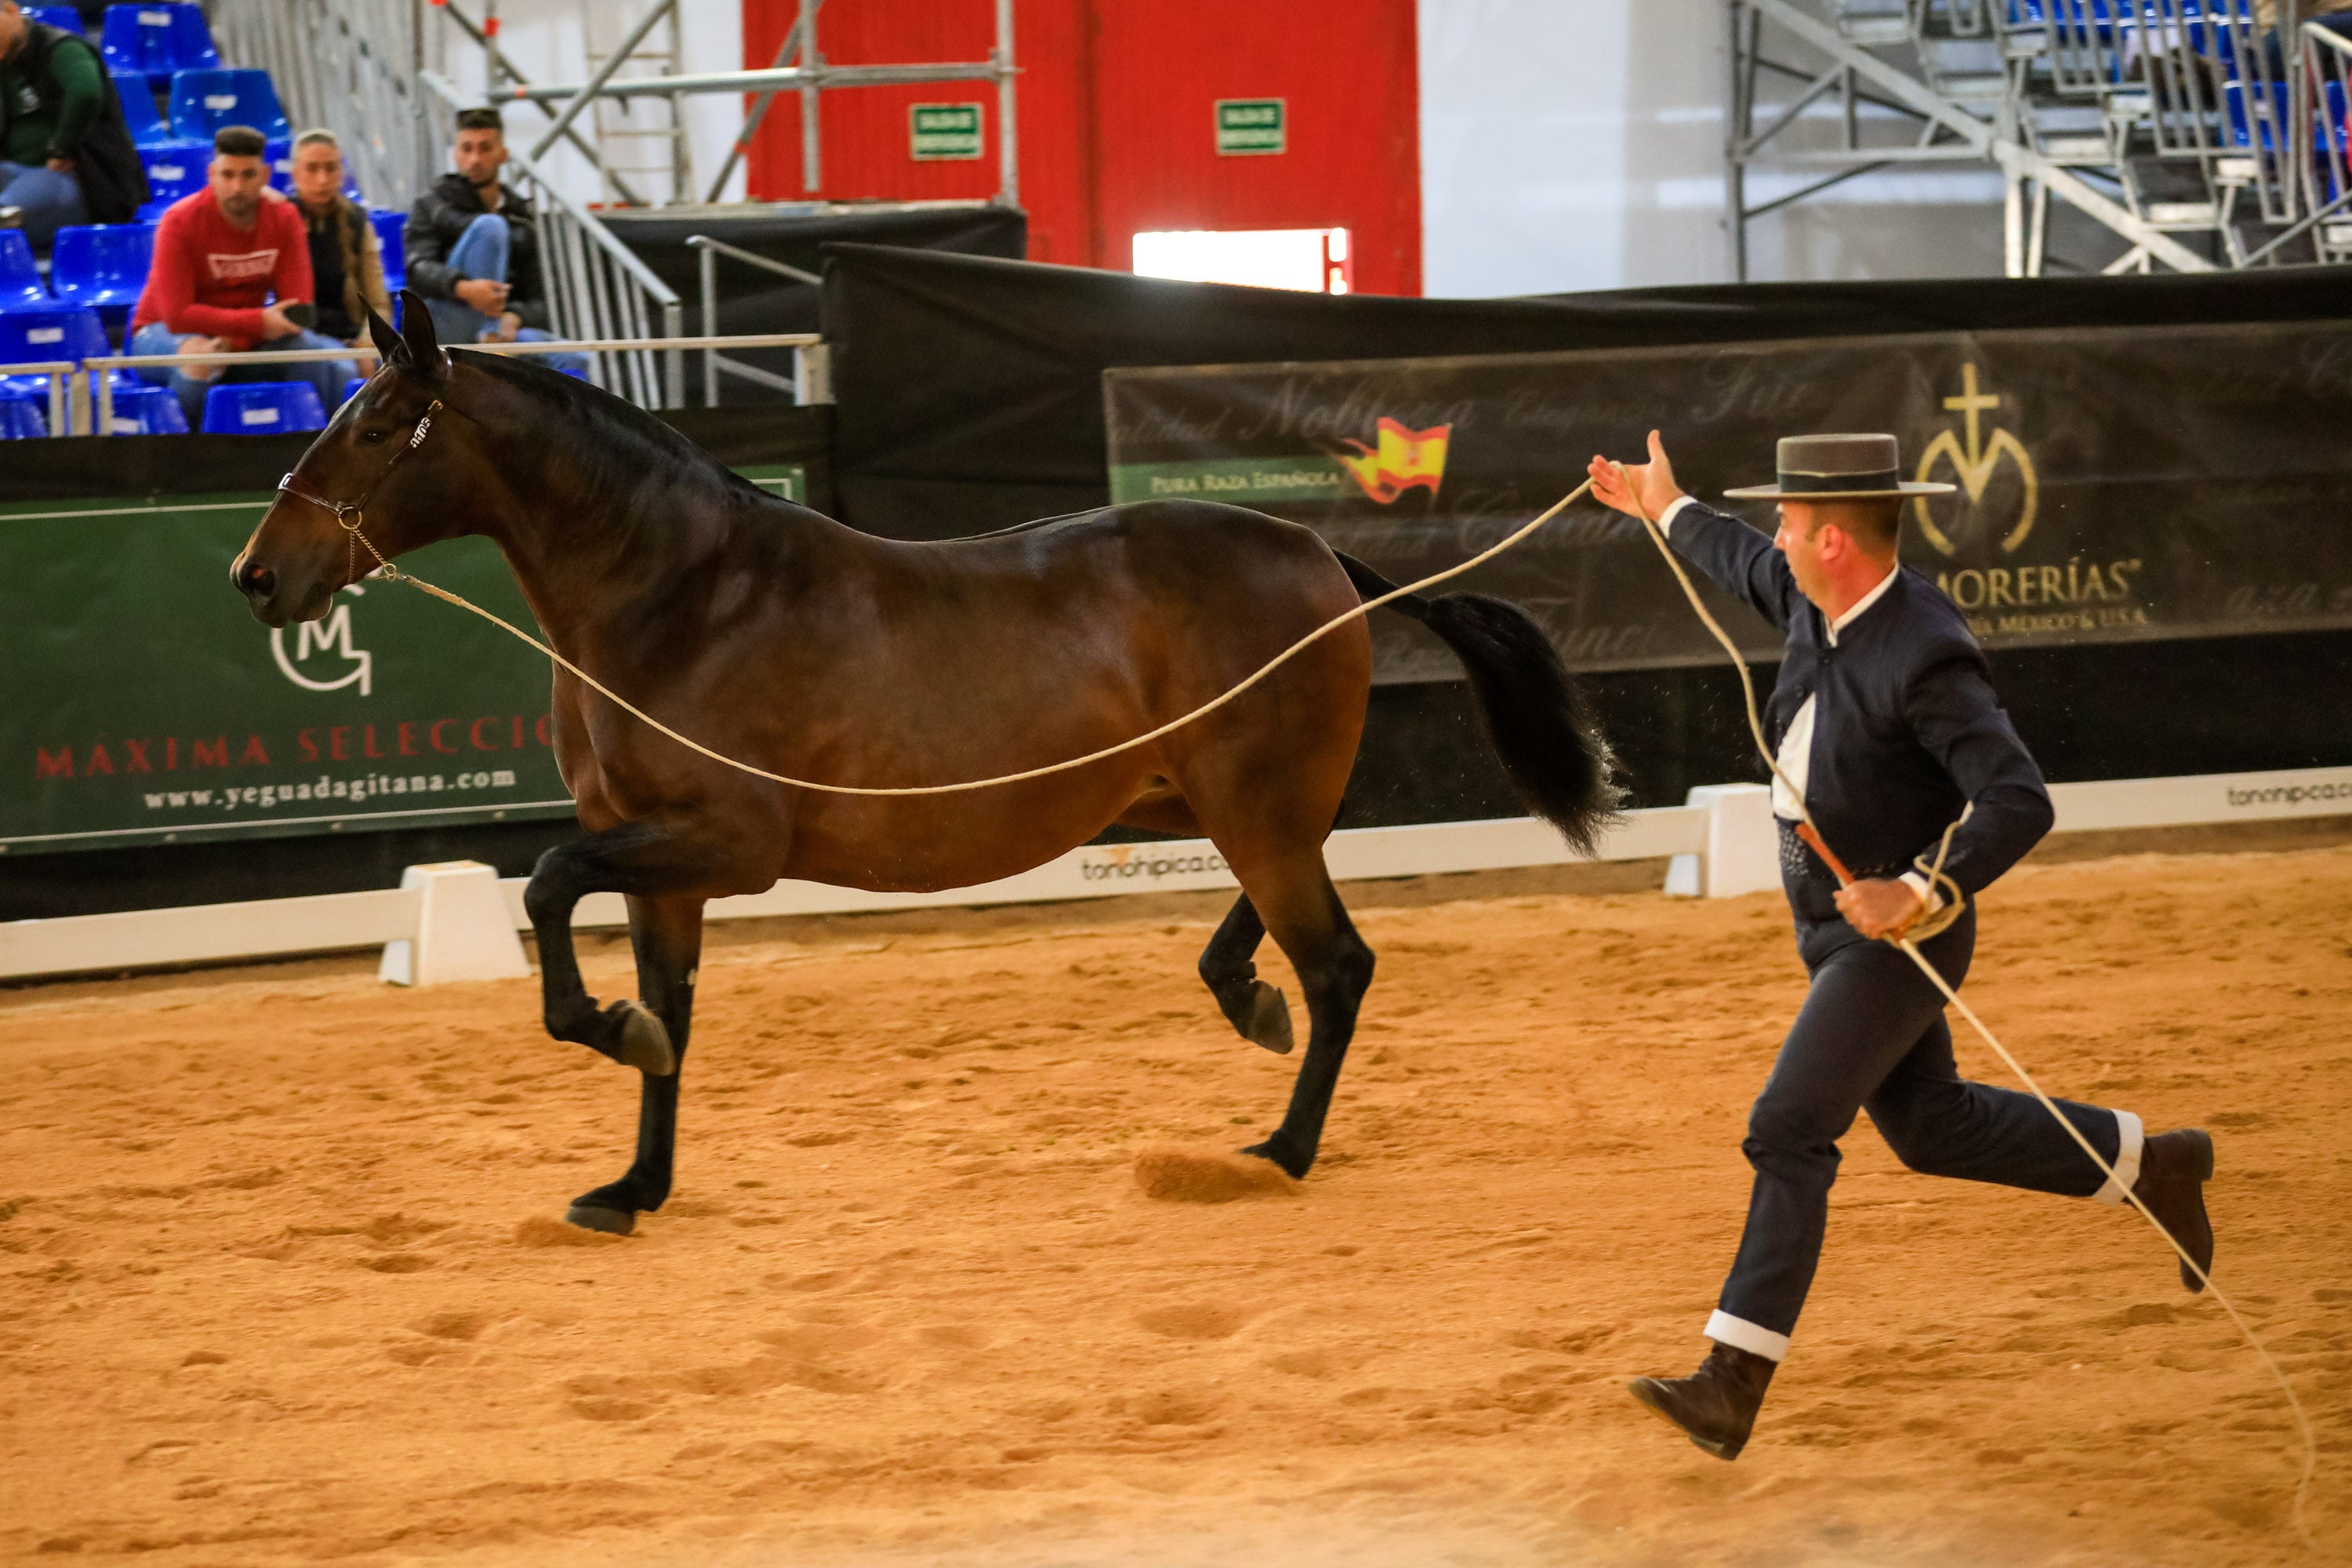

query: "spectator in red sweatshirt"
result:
(129, 125), (355, 425)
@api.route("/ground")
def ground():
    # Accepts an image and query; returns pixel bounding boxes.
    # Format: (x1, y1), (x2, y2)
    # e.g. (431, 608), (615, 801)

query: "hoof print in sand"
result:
(514, 1214), (628, 1248)
(1131, 1144), (1300, 1203)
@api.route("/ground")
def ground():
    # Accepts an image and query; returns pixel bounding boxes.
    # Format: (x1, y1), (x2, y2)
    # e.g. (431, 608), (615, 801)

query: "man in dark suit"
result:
(1586, 431), (2217, 1461)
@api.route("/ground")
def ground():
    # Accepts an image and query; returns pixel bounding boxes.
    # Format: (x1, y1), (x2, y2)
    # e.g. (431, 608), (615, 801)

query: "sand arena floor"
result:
(2, 831), (2349, 1568)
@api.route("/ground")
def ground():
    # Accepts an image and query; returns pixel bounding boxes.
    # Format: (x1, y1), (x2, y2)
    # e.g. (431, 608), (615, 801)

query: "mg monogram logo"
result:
(1911, 363), (2039, 557)
(270, 585), (373, 696)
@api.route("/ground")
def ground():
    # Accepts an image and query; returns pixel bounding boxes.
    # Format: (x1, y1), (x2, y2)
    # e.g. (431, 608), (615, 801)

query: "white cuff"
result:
(1898, 870), (1944, 914)
(2092, 1109), (2144, 1205)
(1657, 494), (1697, 535)
(1703, 1309), (1790, 1363)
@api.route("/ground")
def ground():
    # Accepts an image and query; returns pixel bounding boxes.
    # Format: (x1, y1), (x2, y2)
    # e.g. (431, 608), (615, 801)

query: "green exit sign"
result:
(909, 103), (984, 161)
(1215, 98), (1286, 156)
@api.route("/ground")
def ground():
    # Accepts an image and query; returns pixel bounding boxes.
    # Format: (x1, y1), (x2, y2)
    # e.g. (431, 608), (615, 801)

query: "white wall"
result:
(426, 0), (747, 207)
(1416, 0), (2006, 297)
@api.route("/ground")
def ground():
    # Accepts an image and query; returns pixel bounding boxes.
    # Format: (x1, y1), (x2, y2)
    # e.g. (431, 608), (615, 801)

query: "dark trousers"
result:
(1713, 909), (2129, 1352)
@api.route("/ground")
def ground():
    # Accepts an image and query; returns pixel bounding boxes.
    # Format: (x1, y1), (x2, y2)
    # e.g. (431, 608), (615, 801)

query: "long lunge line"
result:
(349, 479), (1595, 800)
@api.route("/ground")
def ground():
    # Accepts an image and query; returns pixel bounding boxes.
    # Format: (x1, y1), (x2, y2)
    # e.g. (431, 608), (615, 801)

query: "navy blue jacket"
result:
(1666, 501), (2054, 926)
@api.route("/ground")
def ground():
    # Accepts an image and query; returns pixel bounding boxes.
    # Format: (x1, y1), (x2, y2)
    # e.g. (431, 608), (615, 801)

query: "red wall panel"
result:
(742, 0), (1420, 295)
(1085, 0), (1419, 296)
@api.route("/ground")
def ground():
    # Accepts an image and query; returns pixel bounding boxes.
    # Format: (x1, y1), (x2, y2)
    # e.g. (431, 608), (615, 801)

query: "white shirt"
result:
(1659, 496), (1937, 910)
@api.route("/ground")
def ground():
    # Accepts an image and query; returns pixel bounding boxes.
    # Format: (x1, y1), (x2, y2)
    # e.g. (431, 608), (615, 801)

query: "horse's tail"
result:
(1334, 551), (1621, 855)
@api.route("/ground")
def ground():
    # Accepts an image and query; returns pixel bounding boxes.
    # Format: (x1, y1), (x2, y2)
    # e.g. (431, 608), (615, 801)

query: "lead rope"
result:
(339, 478), (1595, 797)
(1614, 468), (2321, 1550)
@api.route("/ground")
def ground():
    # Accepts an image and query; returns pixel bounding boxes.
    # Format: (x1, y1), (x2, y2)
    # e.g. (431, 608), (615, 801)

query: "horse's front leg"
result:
(566, 893), (705, 1235)
(522, 817), (721, 1076)
(529, 818), (710, 1072)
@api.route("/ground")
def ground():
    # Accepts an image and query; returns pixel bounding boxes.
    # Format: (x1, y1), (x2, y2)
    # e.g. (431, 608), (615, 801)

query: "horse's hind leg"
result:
(567, 894), (705, 1236)
(1198, 895), (1294, 1055)
(1225, 852), (1374, 1179)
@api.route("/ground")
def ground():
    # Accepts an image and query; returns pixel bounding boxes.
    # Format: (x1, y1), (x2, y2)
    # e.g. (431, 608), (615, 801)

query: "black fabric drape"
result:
(819, 242), (2352, 539)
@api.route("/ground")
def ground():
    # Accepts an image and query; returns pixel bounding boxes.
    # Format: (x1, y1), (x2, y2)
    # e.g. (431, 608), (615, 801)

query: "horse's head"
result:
(230, 291), (466, 626)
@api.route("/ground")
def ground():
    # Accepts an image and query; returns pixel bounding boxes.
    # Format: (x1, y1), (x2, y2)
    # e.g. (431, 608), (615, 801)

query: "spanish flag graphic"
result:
(1335, 418), (1452, 504)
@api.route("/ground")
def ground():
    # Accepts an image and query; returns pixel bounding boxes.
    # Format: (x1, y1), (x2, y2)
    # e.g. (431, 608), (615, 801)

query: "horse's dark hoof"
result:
(1242, 982), (1294, 1055)
(1240, 1138), (1312, 1181)
(608, 1000), (677, 1076)
(564, 1204), (636, 1236)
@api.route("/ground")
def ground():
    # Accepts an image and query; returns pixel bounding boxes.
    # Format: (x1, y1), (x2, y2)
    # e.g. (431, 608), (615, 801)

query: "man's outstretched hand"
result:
(1588, 430), (1688, 524)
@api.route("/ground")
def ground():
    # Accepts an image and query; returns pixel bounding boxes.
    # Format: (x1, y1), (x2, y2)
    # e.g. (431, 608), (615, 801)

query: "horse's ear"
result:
(365, 300), (405, 366)
(394, 289), (449, 382)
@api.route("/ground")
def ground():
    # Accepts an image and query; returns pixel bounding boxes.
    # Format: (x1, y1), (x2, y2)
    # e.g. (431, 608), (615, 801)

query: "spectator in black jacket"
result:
(0, 0), (146, 245)
(402, 107), (586, 376)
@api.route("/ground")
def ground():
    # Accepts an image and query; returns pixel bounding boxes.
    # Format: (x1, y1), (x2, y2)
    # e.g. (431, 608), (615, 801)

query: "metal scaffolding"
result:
(1726, 1), (2336, 278)
(427, 0), (1022, 210)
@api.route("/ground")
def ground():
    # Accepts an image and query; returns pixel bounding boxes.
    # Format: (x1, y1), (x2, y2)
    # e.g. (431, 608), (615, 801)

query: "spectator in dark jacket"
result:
(404, 107), (586, 376)
(0, 0), (146, 245)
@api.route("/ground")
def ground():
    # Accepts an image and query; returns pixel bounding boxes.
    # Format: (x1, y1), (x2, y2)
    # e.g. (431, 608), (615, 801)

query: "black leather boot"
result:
(1628, 1341), (1777, 1460)
(2132, 1127), (2215, 1292)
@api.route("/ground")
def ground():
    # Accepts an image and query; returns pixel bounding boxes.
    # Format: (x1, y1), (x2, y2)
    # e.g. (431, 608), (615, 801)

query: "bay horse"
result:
(230, 295), (1617, 1235)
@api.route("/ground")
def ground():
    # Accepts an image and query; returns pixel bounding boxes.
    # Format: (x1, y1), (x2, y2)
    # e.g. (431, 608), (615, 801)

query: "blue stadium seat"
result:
(135, 146), (205, 218)
(339, 375), (368, 406)
(101, 3), (220, 89)
(369, 208), (406, 290)
(49, 223), (155, 314)
(26, 5), (85, 34)
(0, 230), (49, 310)
(0, 392), (49, 441)
(113, 69), (194, 151)
(0, 306), (107, 399)
(104, 381), (189, 435)
(2226, 79), (2292, 153)
(201, 381), (327, 435)
(169, 68), (292, 145)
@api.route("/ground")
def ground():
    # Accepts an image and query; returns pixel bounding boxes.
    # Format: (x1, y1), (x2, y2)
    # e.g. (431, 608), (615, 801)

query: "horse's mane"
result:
(452, 348), (782, 513)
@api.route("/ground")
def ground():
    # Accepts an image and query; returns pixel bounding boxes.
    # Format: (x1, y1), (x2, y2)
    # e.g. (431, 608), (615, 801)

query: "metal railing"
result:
(2, 363), (76, 437)
(684, 234), (826, 407)
(50, 333), (825, 437)
(2287, 20), (2352, 260)
(417, 71), (686, 408)
(1733, 1), (2340, 274)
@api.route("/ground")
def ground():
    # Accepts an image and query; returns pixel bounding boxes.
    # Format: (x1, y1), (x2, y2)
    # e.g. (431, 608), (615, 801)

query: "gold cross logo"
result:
(1912, 364), (2038, 557)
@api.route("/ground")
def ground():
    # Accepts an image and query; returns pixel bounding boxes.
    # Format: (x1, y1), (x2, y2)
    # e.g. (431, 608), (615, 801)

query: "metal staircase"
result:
(1727, 1), (2347, 276)
(581, 1), (695, 207)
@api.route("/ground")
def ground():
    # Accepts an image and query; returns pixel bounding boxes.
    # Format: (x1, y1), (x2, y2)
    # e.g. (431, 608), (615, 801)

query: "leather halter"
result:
(274, 397), (445, 586)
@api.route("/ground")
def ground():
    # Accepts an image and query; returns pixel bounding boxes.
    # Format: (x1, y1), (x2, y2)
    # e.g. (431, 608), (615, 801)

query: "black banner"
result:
(1105, 322), (2352, 683)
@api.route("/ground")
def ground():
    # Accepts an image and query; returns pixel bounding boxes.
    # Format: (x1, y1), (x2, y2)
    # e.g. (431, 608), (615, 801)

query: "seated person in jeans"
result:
(405, 107), (588, 377)
(0, 0), (147, 245)
(130, 125), (356, 422)
(288, 129), (390, 358)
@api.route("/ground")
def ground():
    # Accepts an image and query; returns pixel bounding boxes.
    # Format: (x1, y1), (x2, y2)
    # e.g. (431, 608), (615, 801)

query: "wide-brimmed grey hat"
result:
(1722, 433), (1955, 500)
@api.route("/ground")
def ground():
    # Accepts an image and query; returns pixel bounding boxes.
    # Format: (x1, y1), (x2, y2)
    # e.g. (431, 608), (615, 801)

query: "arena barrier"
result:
(1, 764), (2344, 985)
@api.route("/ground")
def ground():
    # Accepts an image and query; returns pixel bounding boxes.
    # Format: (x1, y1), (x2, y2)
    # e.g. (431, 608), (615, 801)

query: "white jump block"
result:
(1664, 782), (1780, 898)
(379, 861), (532, 986)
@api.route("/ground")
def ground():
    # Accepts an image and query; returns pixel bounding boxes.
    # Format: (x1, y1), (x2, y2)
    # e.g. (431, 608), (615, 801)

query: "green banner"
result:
(0, 463), (806, 857)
